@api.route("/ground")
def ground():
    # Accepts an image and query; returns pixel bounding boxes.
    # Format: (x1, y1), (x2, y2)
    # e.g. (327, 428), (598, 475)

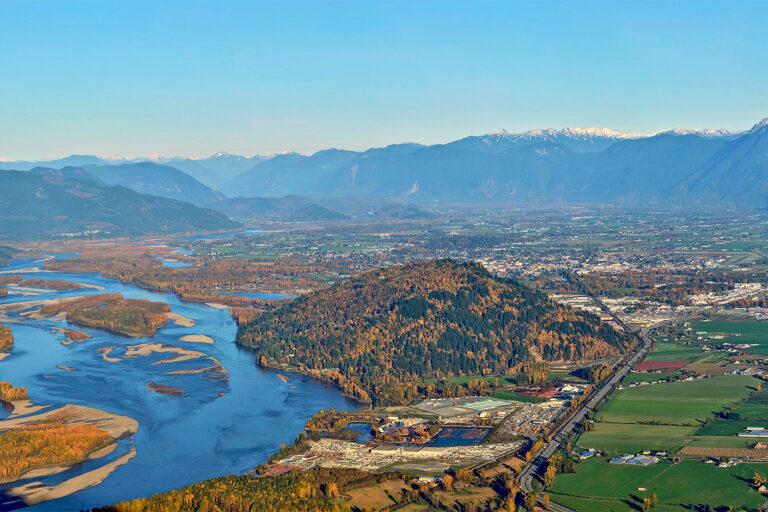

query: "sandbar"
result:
(17, 444), (117, 480)
(178, 334), (213, 344)
(8, 286), (54, 294)
(167, 311), (195, 327)
(0, 404), (138, 439)
(0, 267), (53, 274)
(97, 346), (122, 362)
(0, 296), (88, 322)
(205, 302), (229, 310)
(146, 382), (184, 397)
(57, 365), (79, 372)
(165, 364), (227, 375)
(6, 400), (50, 418)
(6, 446), (137, 506)
(124, 342), (205, 364)
(77, 282), (105, 290)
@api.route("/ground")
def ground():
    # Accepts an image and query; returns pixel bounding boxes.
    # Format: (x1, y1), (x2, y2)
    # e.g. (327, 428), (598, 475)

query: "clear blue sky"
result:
(1, 0), (767, 160)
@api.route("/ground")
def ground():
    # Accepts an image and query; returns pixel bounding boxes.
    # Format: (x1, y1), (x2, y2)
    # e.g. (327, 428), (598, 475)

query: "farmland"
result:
(579, 423), (697, 453)
(692, 318), (768, 356)
(549, 459), (768, 512)
(597, 375), (757, 426)
(556, 371), (768, 511)
(622, 372), (681, 384)
(642, 339), (727, 364)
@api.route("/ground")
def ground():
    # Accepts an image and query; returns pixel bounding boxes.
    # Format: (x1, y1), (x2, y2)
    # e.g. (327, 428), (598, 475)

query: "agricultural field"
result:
(622, 372), (681, 384)
(692, 318), (768, 356)
(579, 423), (698, 453)
(597, 375), (757, 426)
(560, 374), (768, 510)
(733, 390), (768, 421)
(490, 390), (547, 403)
(642, 339), (727, 364)
(548, 459), (768, 512)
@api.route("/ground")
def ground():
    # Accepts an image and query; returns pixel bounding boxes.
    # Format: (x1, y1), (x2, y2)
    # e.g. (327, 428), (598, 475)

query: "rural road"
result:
(518, 331), (652, 511)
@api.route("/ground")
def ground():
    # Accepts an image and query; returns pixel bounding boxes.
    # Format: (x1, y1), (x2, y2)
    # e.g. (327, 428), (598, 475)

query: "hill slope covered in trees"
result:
(237, 260), (633, 404)
(0, 170), (238, 240)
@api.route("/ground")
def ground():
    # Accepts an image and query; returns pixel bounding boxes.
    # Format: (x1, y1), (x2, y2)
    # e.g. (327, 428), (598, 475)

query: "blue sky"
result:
(1, 0), (767, 160)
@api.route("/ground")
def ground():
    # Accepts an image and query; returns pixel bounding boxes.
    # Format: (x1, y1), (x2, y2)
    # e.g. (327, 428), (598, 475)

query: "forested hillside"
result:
(237, 260), (633, 404)
(0, 170), (238, 240)
(95, 468), (406, 512)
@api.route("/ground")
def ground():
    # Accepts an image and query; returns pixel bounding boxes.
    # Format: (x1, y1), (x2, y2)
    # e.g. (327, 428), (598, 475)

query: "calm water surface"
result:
(0, 255), (355, 511)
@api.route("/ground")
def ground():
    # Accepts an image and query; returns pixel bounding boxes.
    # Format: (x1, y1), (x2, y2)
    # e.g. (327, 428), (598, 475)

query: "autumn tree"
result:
(524, 491), (538, 511)
(544, 465), (556, 487)
(442, 474), (454, 492)
(0, 325), (12, 353)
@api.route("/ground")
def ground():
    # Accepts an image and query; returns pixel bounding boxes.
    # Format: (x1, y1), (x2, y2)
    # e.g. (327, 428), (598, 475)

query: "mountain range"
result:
(2, 118), (767, 208)
(0, 170), (238, 240)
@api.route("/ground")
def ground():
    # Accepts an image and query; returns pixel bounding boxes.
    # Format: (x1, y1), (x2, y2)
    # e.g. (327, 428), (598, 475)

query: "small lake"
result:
(0, 253), (356, 511)
(341, 422), (374, 443)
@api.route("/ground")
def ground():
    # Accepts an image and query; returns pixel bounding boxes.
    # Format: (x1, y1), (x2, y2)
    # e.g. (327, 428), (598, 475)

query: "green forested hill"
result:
(237, 260), (633, 403)
(0, 170), (239, 240)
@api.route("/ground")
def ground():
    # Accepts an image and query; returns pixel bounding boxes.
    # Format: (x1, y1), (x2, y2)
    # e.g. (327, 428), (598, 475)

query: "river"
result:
(0, 254), (356, 511)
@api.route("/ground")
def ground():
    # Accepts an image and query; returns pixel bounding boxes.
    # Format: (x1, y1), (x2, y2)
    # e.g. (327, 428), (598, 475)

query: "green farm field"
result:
(622, 372), (680, 384)
(490, 389), (547, 403)
(734, 392), (768, 421)
(642, 340), (727, 363)
(691, 318), (768, 356)
(598, 375), (758, 425)
(561, 375), (768, 510)
(548, 458), (768, 512)
(579, 423), (697, 453)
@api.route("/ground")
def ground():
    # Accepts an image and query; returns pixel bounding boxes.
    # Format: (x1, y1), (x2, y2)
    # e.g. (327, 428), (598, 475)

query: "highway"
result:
(518, 332), (652, 511)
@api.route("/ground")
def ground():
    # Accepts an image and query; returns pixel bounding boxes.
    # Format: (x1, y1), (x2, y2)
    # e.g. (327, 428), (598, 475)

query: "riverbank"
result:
(0, 403), (139, 506)
(0, 250), (359, 510)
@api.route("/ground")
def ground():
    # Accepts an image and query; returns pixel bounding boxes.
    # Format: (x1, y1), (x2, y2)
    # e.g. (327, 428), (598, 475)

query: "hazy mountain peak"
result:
(654, 127), (736, 138)
(749, 117), (768, 133)
(555, 127), (636, 138)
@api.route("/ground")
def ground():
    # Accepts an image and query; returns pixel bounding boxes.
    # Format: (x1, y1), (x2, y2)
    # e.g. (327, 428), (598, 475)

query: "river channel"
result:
(0, 254), (356, 511)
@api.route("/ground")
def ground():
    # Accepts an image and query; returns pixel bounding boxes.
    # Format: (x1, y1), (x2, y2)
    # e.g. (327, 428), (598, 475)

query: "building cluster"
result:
(495, 401), (565, 438)
(609, 453), (661, 466)
(269, 438), (524, 473)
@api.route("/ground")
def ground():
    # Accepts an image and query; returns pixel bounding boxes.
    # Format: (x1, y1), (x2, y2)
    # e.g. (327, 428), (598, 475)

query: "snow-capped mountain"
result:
(447, 127), (645, 153)
(652, 127), (739, 139)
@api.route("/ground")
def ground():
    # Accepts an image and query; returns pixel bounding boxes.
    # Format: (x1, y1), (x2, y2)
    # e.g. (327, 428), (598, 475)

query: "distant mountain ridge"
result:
(222, 118), (764, 207)
(0, 170), (238, 240)
(2, 118), (765, 208)
(82, 162), (224, 204)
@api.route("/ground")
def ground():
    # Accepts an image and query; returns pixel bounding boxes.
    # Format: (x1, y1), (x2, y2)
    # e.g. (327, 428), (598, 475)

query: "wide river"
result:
(0, 254), (356, 511)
